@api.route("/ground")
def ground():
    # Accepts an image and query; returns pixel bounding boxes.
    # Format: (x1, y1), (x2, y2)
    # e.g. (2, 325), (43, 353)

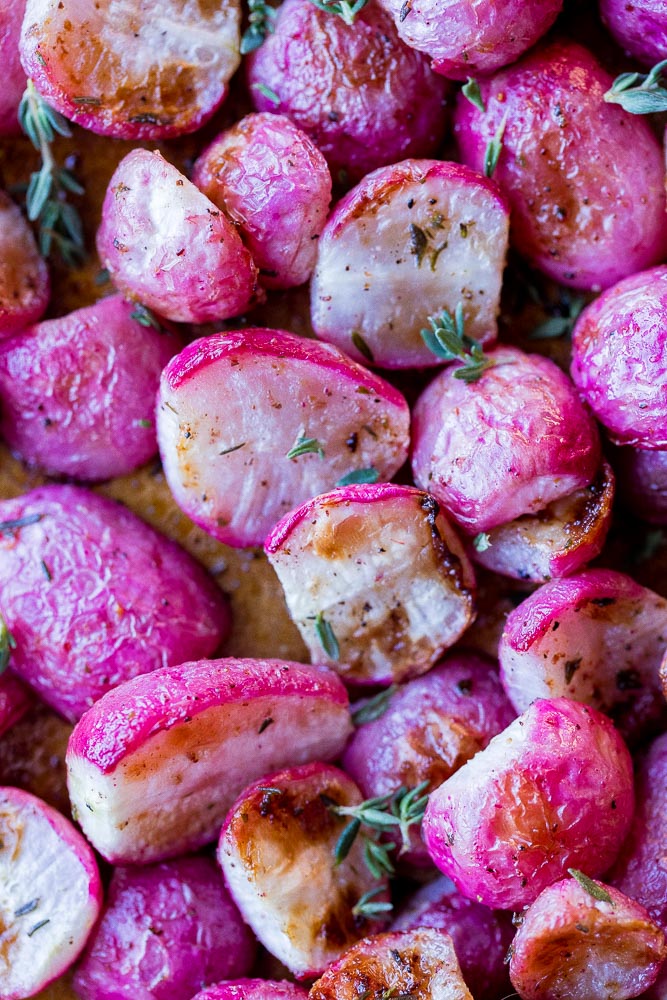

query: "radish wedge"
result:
(0, 786), (102, 1000)
(67, 657), (352, 864)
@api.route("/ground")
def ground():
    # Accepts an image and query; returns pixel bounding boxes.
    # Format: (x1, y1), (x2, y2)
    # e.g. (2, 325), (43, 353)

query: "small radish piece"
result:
(499, 568), (667, 743)
(97, 150), (258, 323)
(0, 1), (28, 135)
(193, 113), (332, 290)
(218, 763), (388, 979)
(157, 329), (410, 548)
(472, 461), (615, 582)
(67, 657), (352, 864)
(0, 295), (180, 481)
(311, 159), (509, 369)
(411, 345), (601, 535)
(0, 673), (33, 739)
(0, 786), (102, 1000)
(308, 928), (473, 1000)
(73, 855), (256, 1000)
(422, 698), (634, 910)
(0, 190), (49, 336)
(20, 0), (241, 139)
(509, 875), (667, 1000)
(265, 485), (475, 686)
(193, 982), (308, 1000)
(0, 485), (230, 721)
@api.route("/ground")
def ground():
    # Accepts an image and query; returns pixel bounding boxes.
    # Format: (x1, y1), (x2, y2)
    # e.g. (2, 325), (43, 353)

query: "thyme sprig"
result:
(604, 59), (667, 114)
(330, 780), (430, 869)
(307, 0), (369, 24)
(352, 886), (393, 920)
(18, 80), (85, 266)
(351, 685), (398, 726)
(286, 435), (325, 460)
(420, 304), (495, 382)
(241, 0), (278, 53)
(529, 291), (585, 340)
(0, 613), (16, 675)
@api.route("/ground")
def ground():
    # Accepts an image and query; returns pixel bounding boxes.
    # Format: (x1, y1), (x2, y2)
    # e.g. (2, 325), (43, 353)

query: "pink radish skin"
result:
(499, 569), (667, 743)
(411, 345), (601, 535)
(193, 113), (331, 290)
(600, 0), (667, 67)
(73, 856), (256, 1000)
(19, 0), (241, 139)
(66, 657), (352, 864)
(0, 191), (49, 335)
(0, 673), (33, 738)
(97, 150), (258, 323)
(509, 876), (666, 1000)
(422, 698), (634, 910)
(453, 40), (667, 290)
(265, 485), (476, 686)
(192, 982), (308, 1000)
(246, 0), (448, 182)
(0, 485), (229, 721)
(218, 763), (388, 979)
(157, 329), (410, 548)
(309, 928), (473, 1000)
(0, 295), (180, 481)
(0, 786), (102, 1000)
(0, 1), (27, 134)
(311, 159), (510, 369)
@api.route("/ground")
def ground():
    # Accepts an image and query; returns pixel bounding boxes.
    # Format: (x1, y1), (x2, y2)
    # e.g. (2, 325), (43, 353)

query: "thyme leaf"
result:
(604, 58), (667, 114)
(251, 82), (281, 105)
(0, 613), (16, 675)
(473, 532), (492, 553)
(240, 0), (277, 53)
(568, 869), (613, 904)
(351, 685), (398, 725)
(420, 305), (496, 382)
(286, 436), (325, 460)
(314, 611), (340, 660)
(462, 77), (485, 112)
(336, 467), (380, 487)
(328, 781), (430, 857)
(351, 885), (393, 919)
(352, 331), (374, 363)
(307, 0), (370, 25)
(484, 114), (508, 178)
(130, 303), (163, 331)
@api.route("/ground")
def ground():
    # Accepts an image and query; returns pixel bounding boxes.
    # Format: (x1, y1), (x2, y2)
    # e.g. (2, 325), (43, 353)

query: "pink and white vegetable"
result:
(246, 0), (448, 181)
(311, 160), (510, 369)
(411, 345), (601, 535)
(97, 150), (258, 323)
(509, 875), (666, 1000)
(193, 113), (331, 290)
(571, 267), (667, 449)
(67, 657), (352, 864)
(308, 928), (473, 1000)
(422, 698), (634, 910)
(499, 568), (667, 743)
(0, 786), (102, 1000)
(391, 876), (514, 1000)
(471, 461), (614, 583)
(266, 485), (476, 686)
(20, 0), (241, 139)
(0, 485), (229, 720)
(0, 190), (49, 335)
(453, 40), (667, 290)
(73, 855), (256, 1000)
(0, 0), (28, 135)
(378, 0), (562, 79)
(192, 982), (308, 1000)
(0, 672), (32, 738)
(600, 0), (667, 67)
(0, 295), (179, 480)
(156, 329), (410, 548)
(218, 762), (388, 979)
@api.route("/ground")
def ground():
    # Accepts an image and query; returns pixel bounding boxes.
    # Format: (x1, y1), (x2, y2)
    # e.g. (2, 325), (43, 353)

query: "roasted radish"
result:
(600, 0), (667, 67)
(0, 1), (27, 135)
(0, 190), (49, 335)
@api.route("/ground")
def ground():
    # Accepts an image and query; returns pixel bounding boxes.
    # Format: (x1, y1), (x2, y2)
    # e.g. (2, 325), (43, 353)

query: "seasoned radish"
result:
(265, 485), (476, 686)
(157, 329), (410, 548)
(0, 1), (28, 135)
(73, 855), (256, 1000)
(377, 0), (562, 79)
(0, 190), (49, 335)
(246, 0), (448, 181)
(20, 0), (241, 139)
(453, 40), (667, 290)
(0, 786), (102, 1000)
(311, 160), (510, 369)
(67, 657), (352, 864)
(509, 875), (666, 1000)
(472, 461), (614, 582)
(411, 345), (601, 535)
(422, 698), (634, 909)
(600, 0), (667, 67)
(193, 982), (308, 1000)
(0, 485), (229, 721)
(391, 876), (514, 1000)
(499, 569), (667, 743)
(218, 763), (388, 979)
(0, 295), (180, 481)
(308, 928), (473, 1000)
(192, 113), (332, 290)
(0, 673), (32, 738)
(97, 150), (258, 323)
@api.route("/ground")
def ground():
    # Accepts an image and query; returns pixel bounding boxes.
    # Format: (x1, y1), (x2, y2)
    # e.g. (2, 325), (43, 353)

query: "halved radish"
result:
(218, 762), (388, 979)
(156, 329), (410, 548)
(0, 786), (102, 1000)
(499, 569), (667, 743)
(0, 190), (49, 336)
(311, 159), (509, 369)
(67, 657), (352, 864)
(265, 484), (475, 685)
(308, 928), (473, 1000)
(20, 0), (241, 139)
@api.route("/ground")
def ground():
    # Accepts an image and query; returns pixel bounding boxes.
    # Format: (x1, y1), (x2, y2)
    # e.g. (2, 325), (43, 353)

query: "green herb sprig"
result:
(604, 59), (667, 114)
(462, 78), (485, 112)
(314, 611), (340, 660)
(336, 467), (380, 487)
(420, 304), (495, 382)
(307, 0), (369, 24)
(484, 114), (507, 178)
(351, 685), (398, 726)
(0, 613), (16, 675)
(330, 780), (430, 872)
(18, 80), (85, 266)
(286, 436), (325, 460)
(529, 292), (585, 340)
(241, 0), (278, 53)
(352, 886), (393, 920)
